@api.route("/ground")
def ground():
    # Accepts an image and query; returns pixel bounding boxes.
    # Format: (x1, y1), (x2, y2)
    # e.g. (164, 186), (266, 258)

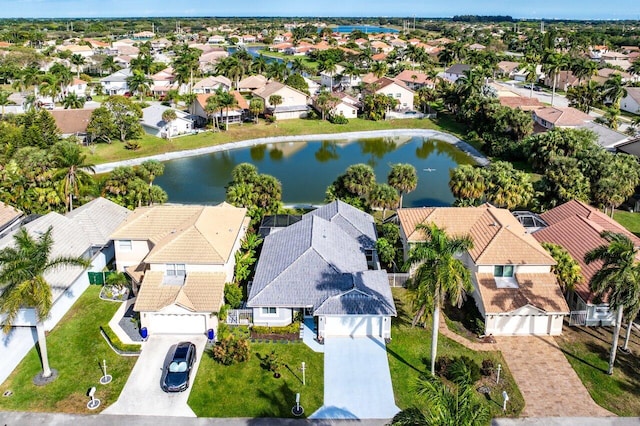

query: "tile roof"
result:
(306, 200), (377, 249)
(238, 74), (268, 90)
(395, 70), (434, 86)
(0, 202), (22, 231)
(141, 104), (191, 130)
(193, 75), (231, 89)
(133, 271), (225, 312)
(65, 197), (131, 247)
(534, 106), (593, 127)
(314, 270), (396, 316)
(397, 205), (554, 266)
(111, 203), (248, 264)
(534, 200), (640, 303)
(476, 272), (569, 314)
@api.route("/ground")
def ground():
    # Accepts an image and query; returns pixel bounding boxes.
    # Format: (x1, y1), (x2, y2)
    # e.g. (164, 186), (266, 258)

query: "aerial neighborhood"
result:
(1, 12), (640, 425)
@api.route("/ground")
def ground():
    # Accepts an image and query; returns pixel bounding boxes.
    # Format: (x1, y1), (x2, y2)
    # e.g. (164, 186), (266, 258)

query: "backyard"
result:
(387, 288), (525, 420)
(86, 115), (468, 164)
(0, 285), (137, 413)
(556, 321), (640, 416)
(188, 336), (323, 417)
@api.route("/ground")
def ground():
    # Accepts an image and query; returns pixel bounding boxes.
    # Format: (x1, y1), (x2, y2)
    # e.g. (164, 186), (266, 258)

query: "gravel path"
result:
(93, 129), (489, 174)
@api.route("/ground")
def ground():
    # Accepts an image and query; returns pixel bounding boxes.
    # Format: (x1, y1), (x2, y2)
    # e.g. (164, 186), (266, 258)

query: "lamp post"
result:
(502, 390), (509, 412)
(301, 362), (306, 386)
(496, 363), (502, 384)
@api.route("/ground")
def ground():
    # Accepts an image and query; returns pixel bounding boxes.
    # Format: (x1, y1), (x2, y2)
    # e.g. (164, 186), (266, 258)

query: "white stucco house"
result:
(100, 68), (133, 96)
(247, 201), (396, 339)
(621, 87), (640, 115)
(141, 104), (194, 138)
(0, 198), (130, 385)
(252, 81), (310, 120)
(371, 77), (415, 111)
(397, 205), (569, 336)
(111, 203), (249, 337)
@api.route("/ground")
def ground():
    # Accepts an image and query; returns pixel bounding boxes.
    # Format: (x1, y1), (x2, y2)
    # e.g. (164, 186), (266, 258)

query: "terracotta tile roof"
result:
(133, 271), (225, 312)
(534, 200), (640, 303)
(499, 96), (544, 111)
(398, 205), (554, 266)
(111, 203), (248, 264)
(395, 70), (434, 86)
(49, 109), (93, 134)
(231, 91), (249, 110)
(476, 272), (569, 314)
(238, 74), (268, 90)
(534, 106), (593, 127)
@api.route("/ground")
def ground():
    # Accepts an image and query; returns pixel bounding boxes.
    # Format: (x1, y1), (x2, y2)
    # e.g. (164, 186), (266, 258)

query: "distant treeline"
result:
(452, 15), (514, 23)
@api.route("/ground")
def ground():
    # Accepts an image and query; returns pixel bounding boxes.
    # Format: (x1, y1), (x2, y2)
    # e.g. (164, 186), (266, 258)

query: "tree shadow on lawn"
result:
(254, 380), (297, 418)
(386, 345), (427, 375)
(559, 341), (608, 374)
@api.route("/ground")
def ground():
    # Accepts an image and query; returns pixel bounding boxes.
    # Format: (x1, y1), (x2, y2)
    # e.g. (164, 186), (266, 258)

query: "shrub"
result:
(265, 115), (276, 124)
(251, 322), (300, 335)
(446, 356), (481, 386)
(125, 140), (141, 150)
(212, 336), (250, 365)
(218, 304), (229, 321)
(306, 109), (319, 120)
(435, 356), (453, 377)
(481, 359), (494, 376)
(100, 325), (141, 353)
(224, 283), (243, 308)
(328, 114), (348, 124)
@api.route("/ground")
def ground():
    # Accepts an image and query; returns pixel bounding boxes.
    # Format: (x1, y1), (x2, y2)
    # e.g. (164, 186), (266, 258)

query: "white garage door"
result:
(494, 315), (551, 335)
(325, 316), (382, 337)
(149, 314), (205, 335)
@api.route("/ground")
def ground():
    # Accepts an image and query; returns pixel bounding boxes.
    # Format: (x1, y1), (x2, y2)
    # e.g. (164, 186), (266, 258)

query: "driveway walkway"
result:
(310, 337), (399, 420)
(497, 336), (613, 418)
(102, 335), (207, 417)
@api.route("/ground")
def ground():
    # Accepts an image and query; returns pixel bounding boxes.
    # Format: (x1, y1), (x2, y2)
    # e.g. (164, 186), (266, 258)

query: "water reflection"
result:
(155, 136), (476, 207)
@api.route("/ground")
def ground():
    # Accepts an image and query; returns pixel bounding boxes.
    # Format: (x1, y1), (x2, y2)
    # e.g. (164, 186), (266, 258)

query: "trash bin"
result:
(140, 327), (148, 339)
(207, 329), (215, 340)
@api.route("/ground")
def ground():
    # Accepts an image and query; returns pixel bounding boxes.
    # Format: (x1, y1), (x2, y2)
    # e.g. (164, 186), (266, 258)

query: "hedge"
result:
(100, 325), (142, 355)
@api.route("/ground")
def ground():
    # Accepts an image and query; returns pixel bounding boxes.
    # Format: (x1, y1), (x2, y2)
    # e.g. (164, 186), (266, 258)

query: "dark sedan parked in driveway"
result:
(161, 341), (196, 392)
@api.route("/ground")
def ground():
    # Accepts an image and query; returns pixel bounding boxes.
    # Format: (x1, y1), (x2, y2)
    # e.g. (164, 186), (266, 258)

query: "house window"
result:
(118, 240), (132, 251)
(494, 265), (514, 278)
(395, 93), (401, 98)
(166, 263), (186, 276)
(262, 307), (277, 315)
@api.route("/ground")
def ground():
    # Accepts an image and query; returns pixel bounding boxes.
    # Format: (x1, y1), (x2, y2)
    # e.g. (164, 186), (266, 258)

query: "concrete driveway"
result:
(102, 334), (207, 417)
(310, 336), (399, 420)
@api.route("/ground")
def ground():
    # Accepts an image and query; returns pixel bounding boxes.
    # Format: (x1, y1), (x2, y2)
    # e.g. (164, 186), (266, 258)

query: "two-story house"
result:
(252, 81), (310, 120)
(397, 205), (569, 336)
(111, 203), (249, 336)
(100, 68), (133, 96)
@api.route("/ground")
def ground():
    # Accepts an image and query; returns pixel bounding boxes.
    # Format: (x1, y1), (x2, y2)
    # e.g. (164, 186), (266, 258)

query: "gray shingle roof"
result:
(247, 202), (396, 317)
(141, 104), (191, 130)
(100, 68), (132, 83)
(306, 200), (377, 249)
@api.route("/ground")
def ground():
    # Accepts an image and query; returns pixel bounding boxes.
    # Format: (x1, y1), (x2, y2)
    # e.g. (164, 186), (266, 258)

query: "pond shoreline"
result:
(93, 129), (490, 174)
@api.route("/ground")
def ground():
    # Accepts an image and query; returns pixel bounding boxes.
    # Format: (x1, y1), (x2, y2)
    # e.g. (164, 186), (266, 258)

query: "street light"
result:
(502, 390), (509, 412)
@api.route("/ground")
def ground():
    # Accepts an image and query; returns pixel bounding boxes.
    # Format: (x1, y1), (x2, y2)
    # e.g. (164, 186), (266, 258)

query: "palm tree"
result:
(388, 163), (418, 208)
(318, 59), (338, 91)
(249, 98), (263, 124)
(449, 164), (486, 206)
(268, 94), (283, 112)
(369, 183), (399, 219)
(205, 94), (221, 130)
(542, 52), (565, 107)
(51, 140), (96, 211)
(0, 89), (12, 117)
(0, 227), (90, 380)
(343, 163), (376, 198)
(101, 55), (120, 75)
(371, 61), (388, 79)
(251, 55), (268, 75)
(584, 231), (640, 375)
(70, 54), (86, 78)
(62, 92), (85, 109)
(218, 90), (238, 131)
(603, 74), (627, 108)
(406, 224), (474, 376)
(161, 109), (178, 139)
(126, 70), (152, 100)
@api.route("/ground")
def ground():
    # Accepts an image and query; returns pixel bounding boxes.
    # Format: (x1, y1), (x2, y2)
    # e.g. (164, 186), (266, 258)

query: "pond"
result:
(330, 25), (399, 34)
(154, 136), (476, 207)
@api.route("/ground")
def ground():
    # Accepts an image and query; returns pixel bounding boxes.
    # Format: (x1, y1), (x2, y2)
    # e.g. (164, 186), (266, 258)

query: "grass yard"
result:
(388, 288), (524, 420)
(556, 322), (640, 416)
(0, 285), (137, 413)
(613, 209), (640, 237)
(86, 117), (468, 165)
(188, 340), (323, 417)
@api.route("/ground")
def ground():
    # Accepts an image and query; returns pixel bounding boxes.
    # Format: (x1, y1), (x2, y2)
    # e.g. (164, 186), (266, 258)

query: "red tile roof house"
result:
(397, 205), (569, 336)
(533, 106), (593, 130)
(529, 200), (640, 326)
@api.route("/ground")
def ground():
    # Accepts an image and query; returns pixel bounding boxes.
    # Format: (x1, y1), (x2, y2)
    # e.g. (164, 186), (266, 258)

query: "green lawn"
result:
(0, 285), (137, 413)
(387, 288), (524, 420)
(188, 340), (323, 417)
(556, 322), (640, 416)
(613, 209), (640, 237)
(86, 117), (468, 165)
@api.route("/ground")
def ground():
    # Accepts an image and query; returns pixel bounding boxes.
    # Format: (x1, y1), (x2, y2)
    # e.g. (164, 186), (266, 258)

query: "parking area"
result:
(102, 334), (207, 417)
(310, 336), (399, 420)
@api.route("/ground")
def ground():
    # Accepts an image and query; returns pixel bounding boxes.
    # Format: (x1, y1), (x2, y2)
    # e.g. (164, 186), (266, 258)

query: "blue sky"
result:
(1, 0), (639, 20)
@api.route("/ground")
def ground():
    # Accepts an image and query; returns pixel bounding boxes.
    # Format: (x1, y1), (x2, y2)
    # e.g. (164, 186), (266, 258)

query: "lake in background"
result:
(330, 25), (399, 33)
(154, 136), (476, 207)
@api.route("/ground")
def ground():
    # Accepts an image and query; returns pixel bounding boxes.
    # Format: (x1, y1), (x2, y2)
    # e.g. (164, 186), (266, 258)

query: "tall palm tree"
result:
(603, 74), (627, 108)
(542, 51), (564, 107)
(0, 227), (90, 379)
(369, 183), (399, 219)
(249, 98), (263, 124)
(218, 91), (238, 130)
(449, 164), (486, 206)
(101, 55), (120, 75)
(161, 109), (178, 139)
(371, 61), (388, 79)
(126, 70), (153, 100)
(318, 59), (338, 90)
(388, 163), (418, 208)
(251, 55), (268, 75)
(584, 231), (640, 375)
(406, 224), (474, 376)
(51, 140), (95, 211)
(69, 54), (86, 78)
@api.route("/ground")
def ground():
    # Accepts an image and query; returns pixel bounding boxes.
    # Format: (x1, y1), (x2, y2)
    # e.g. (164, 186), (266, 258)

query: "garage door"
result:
(494, 315), (551, 335)
(325, 316), (382, 337)
(149, 314), (205, 335)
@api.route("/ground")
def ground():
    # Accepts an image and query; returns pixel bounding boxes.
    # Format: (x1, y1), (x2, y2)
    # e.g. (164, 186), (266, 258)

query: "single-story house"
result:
(191, 91), (249, 127)
(247, 201), (396, 339)
(533, 106), (593, 130)
(111, 203), (249, 336)
(238, 74), (268, 93)
(141, 104), (193, 138)
(620, 87), (640, 115)
(50, 109), (94, 139)
(397, 205), (569, 336)
(0, 198), (130, 385)
(252, 81), (310, 120)
(529, 200), (640, 326)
